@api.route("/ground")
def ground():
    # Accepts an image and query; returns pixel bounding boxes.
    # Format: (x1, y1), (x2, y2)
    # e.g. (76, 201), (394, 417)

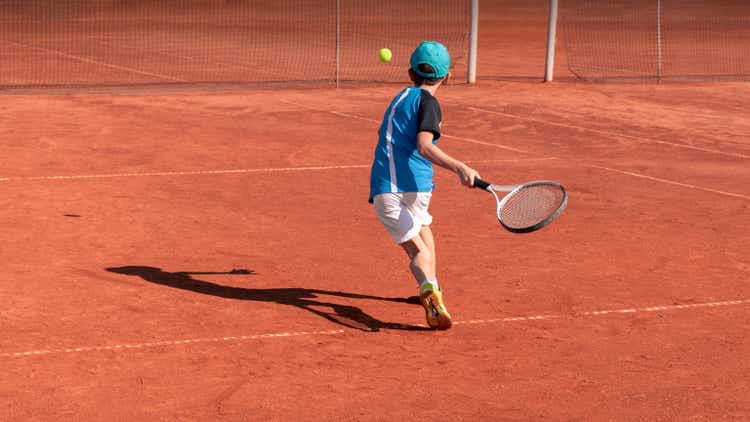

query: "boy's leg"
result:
(400, 227), (452, 330)
(373, 192), (451, 330)
(418, 225), (436, 279)
(399, 232), (435, 284)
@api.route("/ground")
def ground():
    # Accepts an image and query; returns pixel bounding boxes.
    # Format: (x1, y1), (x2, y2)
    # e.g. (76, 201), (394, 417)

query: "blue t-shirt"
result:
(369, 87), (442, 203)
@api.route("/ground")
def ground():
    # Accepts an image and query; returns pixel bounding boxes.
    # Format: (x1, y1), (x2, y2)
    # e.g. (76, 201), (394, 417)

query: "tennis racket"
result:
(473, 178), (568, 233)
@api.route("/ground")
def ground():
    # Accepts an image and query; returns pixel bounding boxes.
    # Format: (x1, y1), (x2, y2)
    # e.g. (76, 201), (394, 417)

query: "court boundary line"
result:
(456, 103), (750, 160)
(0, 329), (345, 359)
(0, 165), (369, 182)
(0, 158), (557, 183)
(585, 164), (750, 201)
(280, 99), (750, 201)
(279, 99), (536, 154)
(284, 97), (749, 160)
(455, 298), (750, 325)
(2, 100), (746, 200)
(2, 298), (748, 359)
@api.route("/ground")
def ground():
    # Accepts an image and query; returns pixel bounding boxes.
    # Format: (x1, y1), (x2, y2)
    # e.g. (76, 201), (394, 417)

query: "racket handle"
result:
(473, 177), (491, 190)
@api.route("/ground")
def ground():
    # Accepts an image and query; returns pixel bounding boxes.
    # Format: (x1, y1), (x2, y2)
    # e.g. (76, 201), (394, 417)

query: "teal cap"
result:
(410, 41), (451, 79)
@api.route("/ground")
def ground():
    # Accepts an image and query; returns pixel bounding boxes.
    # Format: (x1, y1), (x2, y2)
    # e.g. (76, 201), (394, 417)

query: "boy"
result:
(369, 41), (480, 330)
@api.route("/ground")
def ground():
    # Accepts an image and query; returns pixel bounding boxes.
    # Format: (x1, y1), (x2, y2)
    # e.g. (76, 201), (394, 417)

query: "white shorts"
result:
(372, 192), (433, 244)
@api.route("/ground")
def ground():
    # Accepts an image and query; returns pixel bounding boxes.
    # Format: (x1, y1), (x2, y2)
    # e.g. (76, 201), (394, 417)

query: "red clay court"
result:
(1, 1), (749, 421)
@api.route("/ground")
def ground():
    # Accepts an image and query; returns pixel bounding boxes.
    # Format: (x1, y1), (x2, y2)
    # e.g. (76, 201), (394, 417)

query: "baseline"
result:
(2, 298), (748, 359)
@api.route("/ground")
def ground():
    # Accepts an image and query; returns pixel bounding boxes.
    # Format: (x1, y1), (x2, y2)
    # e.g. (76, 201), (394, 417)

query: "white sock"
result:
(419, 279), (440, 292)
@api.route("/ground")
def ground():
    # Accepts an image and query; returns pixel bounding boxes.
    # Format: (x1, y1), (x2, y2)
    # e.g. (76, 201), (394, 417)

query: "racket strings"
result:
(499, 185), (565, 229)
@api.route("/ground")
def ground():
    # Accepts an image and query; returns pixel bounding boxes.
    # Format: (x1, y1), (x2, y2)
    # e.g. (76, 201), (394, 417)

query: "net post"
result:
(336, 0), (341, 88)
(467, 0), (479, 84)
(544, 0), (559, 82)
(656, 0), (663, 83)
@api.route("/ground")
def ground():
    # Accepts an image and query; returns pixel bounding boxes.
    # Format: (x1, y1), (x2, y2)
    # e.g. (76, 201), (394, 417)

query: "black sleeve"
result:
(417, 91), (442, 140)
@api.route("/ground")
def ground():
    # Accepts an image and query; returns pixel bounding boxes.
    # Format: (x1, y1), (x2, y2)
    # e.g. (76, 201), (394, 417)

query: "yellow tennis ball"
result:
(378, 48), (392, 63)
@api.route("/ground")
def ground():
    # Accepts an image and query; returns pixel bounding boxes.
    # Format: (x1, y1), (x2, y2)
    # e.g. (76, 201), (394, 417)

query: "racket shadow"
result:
(106, 266), (427, 332)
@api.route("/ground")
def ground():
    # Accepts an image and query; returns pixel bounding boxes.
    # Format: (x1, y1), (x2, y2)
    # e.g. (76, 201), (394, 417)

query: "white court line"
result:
(280, 99), (750, 201)
(586, 164), (750, 201)
(284, 99), (749, 160)
(0, 329), (345, 358)
(1, 39), (186, 82)
(459, 104), (750, 160)
(0, 165), (369, 182)
(0, 159), (556, 183)
(2, 298), (748, 359)
(279, 99), (535, 154)
(2, 100), (743, 200)
(455, 298), (750, 326)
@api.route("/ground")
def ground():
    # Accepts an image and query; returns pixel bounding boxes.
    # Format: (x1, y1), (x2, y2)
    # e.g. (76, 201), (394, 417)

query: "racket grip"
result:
(473, 177), (491, 190)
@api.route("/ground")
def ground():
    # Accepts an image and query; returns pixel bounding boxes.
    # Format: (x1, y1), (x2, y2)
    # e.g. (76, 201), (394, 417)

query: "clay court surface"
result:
(2, 2), (750, 421)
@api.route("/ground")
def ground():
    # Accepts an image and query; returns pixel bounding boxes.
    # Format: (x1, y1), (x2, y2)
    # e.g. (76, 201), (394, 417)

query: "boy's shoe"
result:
(419, 284), (452, 330)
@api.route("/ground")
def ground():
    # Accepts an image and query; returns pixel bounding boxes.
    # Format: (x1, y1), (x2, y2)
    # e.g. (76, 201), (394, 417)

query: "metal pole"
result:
(656, 0), (663, 82)
(544, 0), (559, 82)
(336, 0), (341, 88)
(467, 0), (479, 84)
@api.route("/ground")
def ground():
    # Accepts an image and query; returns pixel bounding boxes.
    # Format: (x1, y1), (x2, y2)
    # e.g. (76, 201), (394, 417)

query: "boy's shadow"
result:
(106, 266), (427, 332)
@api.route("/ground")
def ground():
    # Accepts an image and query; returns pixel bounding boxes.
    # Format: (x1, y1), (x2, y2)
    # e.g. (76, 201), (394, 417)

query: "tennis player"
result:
(369, 41), (480, 330)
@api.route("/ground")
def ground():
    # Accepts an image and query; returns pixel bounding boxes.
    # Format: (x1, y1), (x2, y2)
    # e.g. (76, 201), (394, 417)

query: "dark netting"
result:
(338, 1), (468, 84)
(561, 0), (750, 82)
(0, 0), (468, 91)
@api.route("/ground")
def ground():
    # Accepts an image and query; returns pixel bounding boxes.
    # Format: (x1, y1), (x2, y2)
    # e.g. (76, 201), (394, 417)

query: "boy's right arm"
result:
(417, 131), (480, 187)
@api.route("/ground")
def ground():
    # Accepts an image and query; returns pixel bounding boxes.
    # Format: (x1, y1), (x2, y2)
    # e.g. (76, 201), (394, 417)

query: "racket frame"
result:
(475, 179), (568, 233)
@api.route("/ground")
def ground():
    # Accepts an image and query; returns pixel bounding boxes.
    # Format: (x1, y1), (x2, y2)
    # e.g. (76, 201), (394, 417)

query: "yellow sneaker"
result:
(419, 284), (452, 330)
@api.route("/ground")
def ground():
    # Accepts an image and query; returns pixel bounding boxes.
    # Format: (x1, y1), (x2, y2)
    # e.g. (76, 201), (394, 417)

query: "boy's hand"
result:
(456, 163), (480, 188)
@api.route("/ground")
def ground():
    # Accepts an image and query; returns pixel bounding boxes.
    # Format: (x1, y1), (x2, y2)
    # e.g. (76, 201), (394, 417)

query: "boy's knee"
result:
(400, 239), (431, 261)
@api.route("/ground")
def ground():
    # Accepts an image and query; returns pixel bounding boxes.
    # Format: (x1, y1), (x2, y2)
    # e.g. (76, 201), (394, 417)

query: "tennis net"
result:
(561, 0), (750, 81)
(0, 0), (470, 91)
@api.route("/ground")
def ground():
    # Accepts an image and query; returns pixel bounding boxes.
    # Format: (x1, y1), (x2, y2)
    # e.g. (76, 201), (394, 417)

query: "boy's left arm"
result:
(417, 132), (479, 187)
